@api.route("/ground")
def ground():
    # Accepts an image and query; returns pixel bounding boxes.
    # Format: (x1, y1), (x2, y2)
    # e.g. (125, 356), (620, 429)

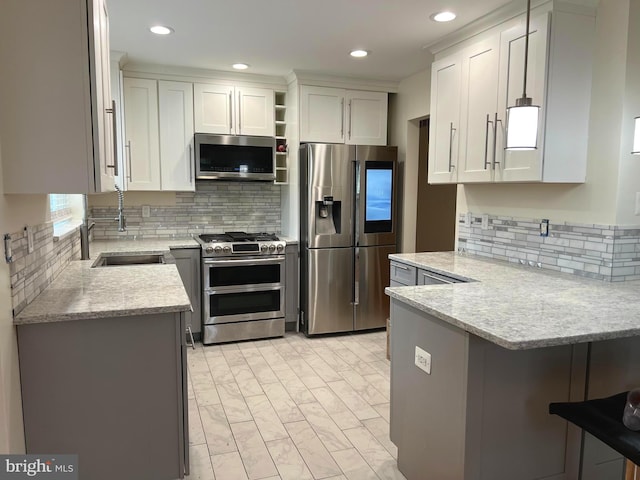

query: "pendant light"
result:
(506, 0), (540, 150)
(633, 116), (640, 155)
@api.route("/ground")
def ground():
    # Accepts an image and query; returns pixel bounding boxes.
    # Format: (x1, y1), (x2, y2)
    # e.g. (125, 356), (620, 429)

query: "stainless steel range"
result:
(196, 232), (286, 345)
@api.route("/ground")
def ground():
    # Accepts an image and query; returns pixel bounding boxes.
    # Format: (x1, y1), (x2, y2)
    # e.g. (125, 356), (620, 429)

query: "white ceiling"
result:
(107, 0), (515, 82)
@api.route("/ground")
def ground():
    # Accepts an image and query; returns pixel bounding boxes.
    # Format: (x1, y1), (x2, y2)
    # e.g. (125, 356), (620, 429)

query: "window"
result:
(49, 194), (84, 238)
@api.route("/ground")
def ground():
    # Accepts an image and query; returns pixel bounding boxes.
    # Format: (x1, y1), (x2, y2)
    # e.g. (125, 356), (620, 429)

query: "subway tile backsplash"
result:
(458, 214), (640, 282)
(9, 222), (80, 316)
(91, 182), (282, 239)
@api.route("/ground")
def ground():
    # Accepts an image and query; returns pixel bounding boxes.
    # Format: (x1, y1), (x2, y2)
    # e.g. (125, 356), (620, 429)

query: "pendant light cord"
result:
(522, 0), (531, 99)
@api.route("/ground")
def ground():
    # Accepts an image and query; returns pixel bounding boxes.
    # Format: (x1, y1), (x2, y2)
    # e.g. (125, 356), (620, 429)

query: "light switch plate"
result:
(540, 219), (549, 237)
(465, 212), (472, 227)
(142, 205), (150, 218)
(481, 214), (489, 230)
(415, 346), (431, 375)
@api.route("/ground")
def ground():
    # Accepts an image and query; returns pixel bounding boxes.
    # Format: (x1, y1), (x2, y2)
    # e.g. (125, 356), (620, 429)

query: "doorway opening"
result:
(415, 118), (457, 252)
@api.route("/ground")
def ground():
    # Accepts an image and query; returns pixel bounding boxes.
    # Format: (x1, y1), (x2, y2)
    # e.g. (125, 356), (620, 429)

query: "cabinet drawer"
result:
(417, 268), (464, 285)
(390, 261), (417, 286)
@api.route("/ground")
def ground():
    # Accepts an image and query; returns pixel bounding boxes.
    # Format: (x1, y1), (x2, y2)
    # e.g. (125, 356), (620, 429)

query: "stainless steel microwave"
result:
(195, 134), (276, 181)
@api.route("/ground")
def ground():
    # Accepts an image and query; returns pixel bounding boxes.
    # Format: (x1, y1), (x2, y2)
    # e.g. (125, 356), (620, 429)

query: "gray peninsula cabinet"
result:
(387, 253), (640, 480)
(14, 262), (191, 480)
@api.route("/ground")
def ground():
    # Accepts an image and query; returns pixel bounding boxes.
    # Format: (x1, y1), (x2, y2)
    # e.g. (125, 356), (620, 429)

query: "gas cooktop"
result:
(199, 232), (280, 243)
(197, 232), (285, 257)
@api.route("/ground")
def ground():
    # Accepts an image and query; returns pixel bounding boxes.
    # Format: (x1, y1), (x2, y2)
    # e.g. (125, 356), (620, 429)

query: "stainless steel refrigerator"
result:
(300, 143), (397, 335)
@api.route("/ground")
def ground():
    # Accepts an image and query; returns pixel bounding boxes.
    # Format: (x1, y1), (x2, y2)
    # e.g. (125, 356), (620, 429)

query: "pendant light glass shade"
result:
(505, 0), (539, 151)
(633, 116), (640, 155)
(506, 100), (540, 150)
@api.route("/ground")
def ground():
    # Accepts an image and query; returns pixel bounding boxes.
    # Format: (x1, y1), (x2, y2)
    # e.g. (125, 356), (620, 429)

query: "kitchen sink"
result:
(91, 253), (166, 267)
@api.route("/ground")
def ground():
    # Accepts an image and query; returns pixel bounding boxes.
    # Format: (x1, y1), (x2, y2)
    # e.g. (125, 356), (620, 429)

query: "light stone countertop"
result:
(14, 238), (199, 326)
(386, 252), (640, 350)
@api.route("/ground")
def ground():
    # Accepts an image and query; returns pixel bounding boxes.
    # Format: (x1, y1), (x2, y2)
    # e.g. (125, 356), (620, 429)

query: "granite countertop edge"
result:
(387, 252), (640, 350)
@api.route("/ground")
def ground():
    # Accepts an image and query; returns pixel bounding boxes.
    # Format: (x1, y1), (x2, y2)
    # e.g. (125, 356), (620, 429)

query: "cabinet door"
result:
(159, 81), (195, 191)
(237, 87), (275, 137)
(193, 83), (234, 134)
(345, 90), (388, 146)
(171, 248), (201, 336)
(92, 0), (116, 192)
(428, 54), (462, 184)
(496, 13), (549, 182)
(300, 85), (346, 143)
(457, 36), (500, 183)
(123, 78), (161, 190)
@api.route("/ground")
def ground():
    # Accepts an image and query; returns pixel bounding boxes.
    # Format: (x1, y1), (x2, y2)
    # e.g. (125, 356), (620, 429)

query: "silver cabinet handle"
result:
(420, 271), (455, 284)
(448, 122), (456, 172)
(188, 143), (193, 183)
(493, 112), (502, 169)
(186, 326), (195, 350)
(105, 100), (118, 176)
(340, 98), (345, 139)
(348, 100), (352, 140)
(394, 264), (410, 271)
(125, 140), (132, 182)
(237, 91), (241, 134)
(484, 114), (491, 170)
(228, 91), (233, 134)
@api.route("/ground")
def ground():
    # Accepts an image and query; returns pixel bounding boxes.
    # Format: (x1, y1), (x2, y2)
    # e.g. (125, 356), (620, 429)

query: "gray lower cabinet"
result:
(171, 247), (202, 340)
(17, 313), (189, 480)
(285, 243), (299, 331)
(390, 299), (640, 480)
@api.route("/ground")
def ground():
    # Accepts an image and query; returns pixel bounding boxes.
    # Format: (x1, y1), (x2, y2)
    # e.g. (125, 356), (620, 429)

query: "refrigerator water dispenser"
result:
(315, 196), (341, 235)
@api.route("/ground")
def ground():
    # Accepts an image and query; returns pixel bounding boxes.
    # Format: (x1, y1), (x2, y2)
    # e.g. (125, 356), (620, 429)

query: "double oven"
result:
(197, 232), (286, 344)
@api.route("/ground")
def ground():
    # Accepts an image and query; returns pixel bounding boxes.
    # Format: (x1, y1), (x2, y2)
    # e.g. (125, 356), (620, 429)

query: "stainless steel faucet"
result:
(80, 185), (127, 260)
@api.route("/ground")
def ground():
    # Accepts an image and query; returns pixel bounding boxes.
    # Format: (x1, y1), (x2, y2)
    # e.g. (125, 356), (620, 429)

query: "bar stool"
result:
(549, 392), (640, 479)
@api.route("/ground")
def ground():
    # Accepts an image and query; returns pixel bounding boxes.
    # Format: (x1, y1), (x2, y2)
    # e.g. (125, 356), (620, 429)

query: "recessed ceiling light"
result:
(150, 25), (174, 35)
(350, 49), (369, 58)
(232, 63), (250, 70)
(431, 11), (456, 22)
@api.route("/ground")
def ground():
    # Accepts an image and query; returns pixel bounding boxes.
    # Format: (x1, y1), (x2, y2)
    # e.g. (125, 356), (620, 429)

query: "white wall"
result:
(459, 0), (631, 226)
(389, 68), (431, 252)
(0, 144), (48, 453)
(615, 0), (640, 225)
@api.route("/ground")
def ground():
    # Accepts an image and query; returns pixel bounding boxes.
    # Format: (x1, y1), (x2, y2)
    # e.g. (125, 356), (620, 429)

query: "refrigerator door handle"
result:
(353, 247), (360, 306)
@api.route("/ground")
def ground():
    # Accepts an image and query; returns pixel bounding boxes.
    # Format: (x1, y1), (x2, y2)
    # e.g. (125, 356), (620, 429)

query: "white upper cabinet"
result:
(237, 87), (275, 137)
(428, 3), (595, 184)
(345, 90), (388, 145)
(123, 79), (196, 191)
(300, 86), (388, 145)
(497, 9), (594, 183)
(0, 0), (116, 194)
(428, 55), (462, 184)
(194, 83), (274, 137)
(123, 78), (161, 191)
(457, 36), (500, 183)
(159, 81), (195, 191)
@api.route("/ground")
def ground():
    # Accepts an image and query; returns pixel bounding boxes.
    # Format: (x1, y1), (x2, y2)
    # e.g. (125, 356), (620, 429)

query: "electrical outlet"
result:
(25, 225), (34, 254)
(142, 205), (150, 218)
(414, 346), (431, 375)
(540, 219), (549, 237)
(465, 212), (472, 227)
(481, 214), (489, 230)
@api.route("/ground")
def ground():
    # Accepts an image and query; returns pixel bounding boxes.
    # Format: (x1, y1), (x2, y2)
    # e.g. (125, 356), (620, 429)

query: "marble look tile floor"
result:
(187, 330), (406, 480)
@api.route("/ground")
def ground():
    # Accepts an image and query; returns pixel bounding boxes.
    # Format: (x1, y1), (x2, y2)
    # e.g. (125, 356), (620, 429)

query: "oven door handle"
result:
(203, 256), (285, 266)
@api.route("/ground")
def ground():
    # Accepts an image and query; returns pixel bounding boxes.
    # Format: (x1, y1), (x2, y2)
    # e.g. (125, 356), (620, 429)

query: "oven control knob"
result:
(260, 244), (268, 253)
(214, 246), (222, 254)
(223, 246), (231, 254)
(205, 246), (214, 254)
(276, 243), (284, 252)
(268, 244), (276, 252)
